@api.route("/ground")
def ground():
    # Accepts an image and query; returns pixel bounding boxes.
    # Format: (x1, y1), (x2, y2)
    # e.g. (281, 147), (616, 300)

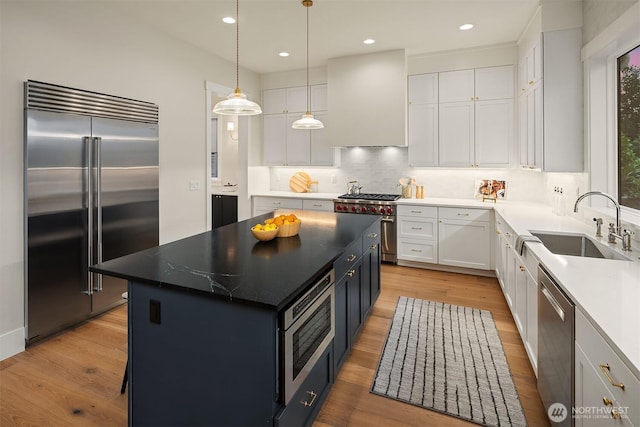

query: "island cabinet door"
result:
(347, 259), (364, 343)
(275, 344), (333, 427)
(128, 282), (279, 427)
(333, 274), (349, 372)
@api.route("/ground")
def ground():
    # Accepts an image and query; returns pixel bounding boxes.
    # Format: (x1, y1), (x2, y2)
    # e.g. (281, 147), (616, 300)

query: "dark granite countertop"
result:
(90, 210), (380, 311)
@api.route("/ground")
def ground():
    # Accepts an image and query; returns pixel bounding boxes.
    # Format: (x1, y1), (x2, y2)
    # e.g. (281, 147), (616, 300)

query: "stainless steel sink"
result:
(530, 231), (631, 261)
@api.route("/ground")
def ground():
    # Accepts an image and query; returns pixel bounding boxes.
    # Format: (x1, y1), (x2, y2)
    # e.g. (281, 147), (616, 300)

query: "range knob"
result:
(360, 207), (367, 213)
(351, 206), (357, 212)
(370, 207), (377, 214)
(379, 208), (387, 214)
(387, 207), (394, 215)
(336, 205), (342, 211)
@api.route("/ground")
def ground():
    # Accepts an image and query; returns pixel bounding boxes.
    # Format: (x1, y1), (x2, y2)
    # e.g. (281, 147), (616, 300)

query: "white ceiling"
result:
(109, 0), (540, 74)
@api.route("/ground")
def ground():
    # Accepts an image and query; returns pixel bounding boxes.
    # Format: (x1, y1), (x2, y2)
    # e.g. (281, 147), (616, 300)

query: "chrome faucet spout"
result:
(574, 191), (621, 238)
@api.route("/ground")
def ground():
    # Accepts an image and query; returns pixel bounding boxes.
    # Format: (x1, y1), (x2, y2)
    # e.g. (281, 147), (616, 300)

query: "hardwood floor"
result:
(0, 265), (549, 426)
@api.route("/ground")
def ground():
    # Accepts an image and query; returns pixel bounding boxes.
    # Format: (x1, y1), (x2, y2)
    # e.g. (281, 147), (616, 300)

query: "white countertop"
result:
(251, 192), (640, 375)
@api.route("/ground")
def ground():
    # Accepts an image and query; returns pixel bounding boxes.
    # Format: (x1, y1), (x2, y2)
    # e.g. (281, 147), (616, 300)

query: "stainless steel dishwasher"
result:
(538, 265), (575, 426)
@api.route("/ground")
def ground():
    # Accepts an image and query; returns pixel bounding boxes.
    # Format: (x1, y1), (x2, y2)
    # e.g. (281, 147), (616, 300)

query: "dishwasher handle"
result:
(541, 284), (565, 322)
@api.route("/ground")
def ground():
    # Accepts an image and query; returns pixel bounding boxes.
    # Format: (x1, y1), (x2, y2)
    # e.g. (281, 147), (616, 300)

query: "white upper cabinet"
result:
(408, 74), (438, 167)
(262, 84), (333, 166)
(263, 86), (307, 114)
(438, 65), (514, 168)
(408, 73), (438, 105)
(439, 69), (474, 102)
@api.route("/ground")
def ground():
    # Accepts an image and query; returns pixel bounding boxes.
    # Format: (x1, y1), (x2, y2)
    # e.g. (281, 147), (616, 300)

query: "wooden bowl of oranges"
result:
(267, 213), (301, 238)
(251, 223), (279, 241)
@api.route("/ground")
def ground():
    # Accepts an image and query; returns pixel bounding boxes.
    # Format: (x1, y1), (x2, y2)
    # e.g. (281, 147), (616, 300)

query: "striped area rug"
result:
(371, 297), (527, 427)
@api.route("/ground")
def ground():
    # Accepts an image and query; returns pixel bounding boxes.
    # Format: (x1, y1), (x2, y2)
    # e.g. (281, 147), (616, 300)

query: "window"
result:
(618, 44), (640, 210)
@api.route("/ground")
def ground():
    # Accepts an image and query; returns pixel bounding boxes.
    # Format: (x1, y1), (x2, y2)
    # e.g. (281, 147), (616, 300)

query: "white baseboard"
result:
(0, 327), (25, 361)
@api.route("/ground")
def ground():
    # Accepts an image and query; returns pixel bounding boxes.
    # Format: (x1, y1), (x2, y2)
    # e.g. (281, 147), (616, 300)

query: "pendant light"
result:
(213, 0), (262, 116)
(292, 0), (324, 129)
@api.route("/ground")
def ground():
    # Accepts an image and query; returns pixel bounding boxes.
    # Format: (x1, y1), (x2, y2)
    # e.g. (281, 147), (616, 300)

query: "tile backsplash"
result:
(262, 147), (587, 204)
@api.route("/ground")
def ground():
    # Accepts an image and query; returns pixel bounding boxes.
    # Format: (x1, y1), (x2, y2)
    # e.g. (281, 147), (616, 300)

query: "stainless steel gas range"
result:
(334, 193), (401, 263)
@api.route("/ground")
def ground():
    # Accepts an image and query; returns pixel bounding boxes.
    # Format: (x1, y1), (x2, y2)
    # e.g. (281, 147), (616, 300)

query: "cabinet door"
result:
(347, 261), (363, 342)
(439, 69), (474, 103)
(310, 112), (334, 166)
(475, 99), (512, 167)
(333, 275), (349, 372)
(438, 102), (474, 167)
(263, 114), (286, 165)
(408, 73), (438, 105)
(408, 103), (438, 167)
(505, 244), (517, 310)
(221, 195), (238, 226)
(310, 84), (328, 112)
(263, 88), (287, 114)
(474, 66), (514, 101)
(514, 259), (527, 336)
(286, 86), (308, 113)
(438, 219), (491, 269)
(525, 270), (538, 373)
(285, 115), (311, 165)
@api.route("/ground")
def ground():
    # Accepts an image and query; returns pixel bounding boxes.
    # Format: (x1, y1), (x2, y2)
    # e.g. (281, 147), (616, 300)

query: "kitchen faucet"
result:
(573, 191), (632, 249)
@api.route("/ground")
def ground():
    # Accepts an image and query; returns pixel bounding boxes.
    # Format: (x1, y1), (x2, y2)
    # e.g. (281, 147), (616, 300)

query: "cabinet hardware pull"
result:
(599, 364), (625, 390)
(368, 233), (378, 238)
(313, 204), (322, 207)
(370, 244), (377, 250)
(273, 202), (281, 205)
(346, 254), (356, 262)
(347, 270), (355, 277)
(602, 396), (613, 406)
(411, 249), (423, 253)
(496, 230), (501, 234)
(301, 390), (317, 408)
(411, 227), (423, 230)
(411, 210), (422, 214)
(457, 213), (470, 216)
(519, 266), (526, 272)
(611, 409), (621, 420)
(528, 80), (534, 85)
(506, 244), (510, 248)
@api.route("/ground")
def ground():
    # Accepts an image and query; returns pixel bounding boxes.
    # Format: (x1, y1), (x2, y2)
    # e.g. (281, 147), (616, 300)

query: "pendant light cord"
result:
(236, 0), (240, 90)
(306, 3), (310, 113)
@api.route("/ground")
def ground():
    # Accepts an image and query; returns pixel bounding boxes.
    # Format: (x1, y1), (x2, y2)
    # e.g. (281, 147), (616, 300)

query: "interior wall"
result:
(0, 0), (259, 360)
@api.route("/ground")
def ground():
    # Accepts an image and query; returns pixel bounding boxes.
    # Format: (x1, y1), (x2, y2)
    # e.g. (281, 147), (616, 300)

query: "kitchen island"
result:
(90, 210), (381, 427)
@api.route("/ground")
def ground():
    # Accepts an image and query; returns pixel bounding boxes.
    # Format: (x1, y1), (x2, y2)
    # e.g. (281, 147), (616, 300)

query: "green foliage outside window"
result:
(618, 47), (640, 210)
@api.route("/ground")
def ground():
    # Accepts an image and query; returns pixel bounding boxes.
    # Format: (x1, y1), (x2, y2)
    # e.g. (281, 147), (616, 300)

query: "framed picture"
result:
(474, 179), (507, 199)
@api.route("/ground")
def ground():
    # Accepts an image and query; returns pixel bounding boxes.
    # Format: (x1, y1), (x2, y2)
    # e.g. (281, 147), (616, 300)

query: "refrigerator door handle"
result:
(84, 136), (94, 295)
(94, 136), (103, 292)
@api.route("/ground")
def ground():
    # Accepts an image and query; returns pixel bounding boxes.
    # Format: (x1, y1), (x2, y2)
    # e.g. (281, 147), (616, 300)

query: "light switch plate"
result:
(189, 180), (201, 191)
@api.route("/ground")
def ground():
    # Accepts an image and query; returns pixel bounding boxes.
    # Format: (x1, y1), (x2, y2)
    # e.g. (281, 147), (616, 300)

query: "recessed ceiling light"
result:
(363, 39), (375, 45)
(459, 24), (474, 31)
(279, 52), (290, 57)
(222, 17), (236, 24)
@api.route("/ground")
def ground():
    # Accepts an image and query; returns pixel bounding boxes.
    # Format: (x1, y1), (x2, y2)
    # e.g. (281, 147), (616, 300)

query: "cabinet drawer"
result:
(302, 199), (333, 211)
(334, 239), (363, 280)
(396, 205), (437, 218)
(275, 345), (332, 427)
(362, 221), (381, 250)
(398, 239), (437, 263)
(398, 217), (437, 240)
(576, 310), (639, 425)
(495, 213), (517, 247)
(439, 207), (491, 222)
(254, 197), (303, 210)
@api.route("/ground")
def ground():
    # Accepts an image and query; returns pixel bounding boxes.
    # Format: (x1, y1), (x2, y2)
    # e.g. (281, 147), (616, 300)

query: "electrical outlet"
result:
(189, 180), (201, 191)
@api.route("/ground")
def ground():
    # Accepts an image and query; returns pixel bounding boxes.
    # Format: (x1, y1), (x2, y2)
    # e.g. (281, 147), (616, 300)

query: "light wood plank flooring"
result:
(0, 264), (548, 426)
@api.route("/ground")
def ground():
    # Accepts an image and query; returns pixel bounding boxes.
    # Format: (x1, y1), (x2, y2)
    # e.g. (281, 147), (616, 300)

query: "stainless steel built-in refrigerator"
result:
(24, 80), (159, 343)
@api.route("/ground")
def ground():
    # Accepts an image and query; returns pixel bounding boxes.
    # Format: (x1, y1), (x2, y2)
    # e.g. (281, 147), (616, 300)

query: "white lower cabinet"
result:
(575, 309), (639, 427)
(397, 205), (438, 264)
(438, 207), (491, 270)
(252, 196), (335, 216)
(302, 199), (333, 212)
(495, 213), (537, 374)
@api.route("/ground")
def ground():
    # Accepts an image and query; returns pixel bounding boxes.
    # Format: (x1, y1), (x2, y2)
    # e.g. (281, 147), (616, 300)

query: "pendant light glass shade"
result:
(213, 88), (262, 115)
(292, 112), (324, 129)
(292, 0), (323, 130)
(213, 0), (262, 116)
